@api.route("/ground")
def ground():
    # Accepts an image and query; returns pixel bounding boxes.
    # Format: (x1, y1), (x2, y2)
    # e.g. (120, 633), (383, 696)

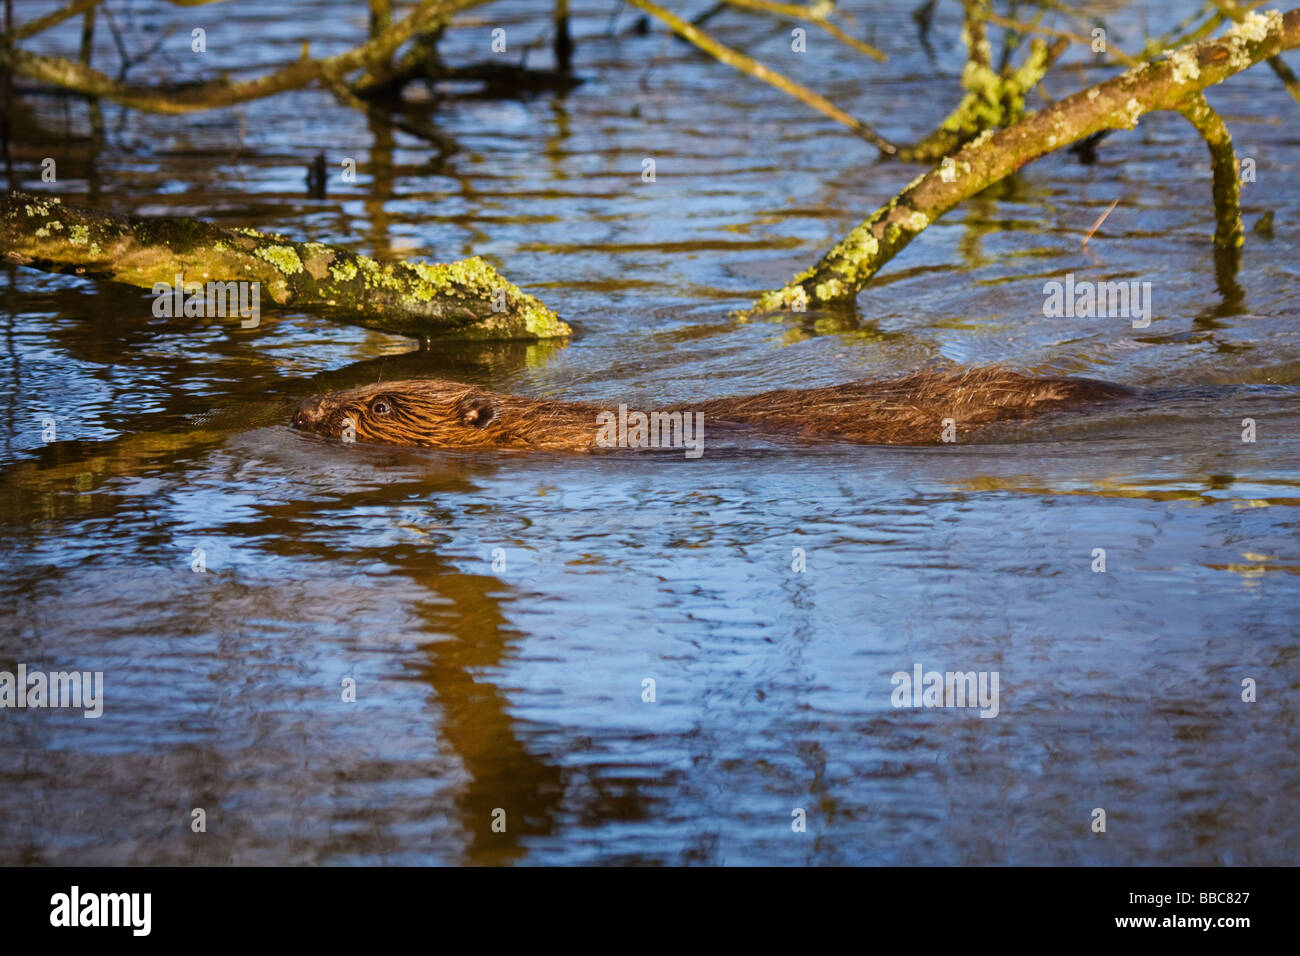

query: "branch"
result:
(743, 8), (1300, 315)
(623, 0), (897, 153)
(1, 192), (569, 340)
(1176, 91), (1245, 295)
(10, 0), (103, 42)
(718, 0), (888, 62)
(983, 8), (1141, 67)
(1214, 0), (1300, 104)
(1, 0), (484, 114)
(897, 0), (1070, 162)
(1138, 3), (1226, 60)
(1175, 92), (1244, 250)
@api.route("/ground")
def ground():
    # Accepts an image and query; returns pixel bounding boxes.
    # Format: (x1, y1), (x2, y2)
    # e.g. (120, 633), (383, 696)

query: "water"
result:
(1, 0), (1297, 865)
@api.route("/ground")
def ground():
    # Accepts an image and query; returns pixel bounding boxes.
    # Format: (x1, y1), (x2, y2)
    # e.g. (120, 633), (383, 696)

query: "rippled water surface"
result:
(1, 0), (1298, 864)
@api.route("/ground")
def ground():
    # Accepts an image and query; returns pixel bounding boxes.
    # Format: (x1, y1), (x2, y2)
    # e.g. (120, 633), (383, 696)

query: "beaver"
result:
(291, 367), (1132, 452)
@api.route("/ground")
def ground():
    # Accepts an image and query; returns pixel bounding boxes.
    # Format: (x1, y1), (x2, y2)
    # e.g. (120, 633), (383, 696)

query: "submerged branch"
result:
(1176, 91), (1245, 293)
(1, 192), (569, 340)
(1175, 92), (1244, 251)
(744, 8), (1300, 315)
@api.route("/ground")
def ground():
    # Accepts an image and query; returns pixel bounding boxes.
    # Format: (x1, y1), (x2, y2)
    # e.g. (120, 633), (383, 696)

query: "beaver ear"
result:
(457, 394), (498, 429)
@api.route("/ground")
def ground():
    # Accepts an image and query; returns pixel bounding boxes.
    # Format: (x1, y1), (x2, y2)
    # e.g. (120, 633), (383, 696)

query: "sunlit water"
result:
(1, 0), (1297, 865)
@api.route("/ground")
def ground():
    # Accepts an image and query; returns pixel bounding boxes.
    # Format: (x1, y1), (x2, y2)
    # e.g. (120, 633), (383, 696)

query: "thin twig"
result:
(1082, 197), (1120, 247)
(11, 0), (102, 42)
(624, 0), (896, 152)
(718, 0), (887, 62)
(985, 9), (1140, 67)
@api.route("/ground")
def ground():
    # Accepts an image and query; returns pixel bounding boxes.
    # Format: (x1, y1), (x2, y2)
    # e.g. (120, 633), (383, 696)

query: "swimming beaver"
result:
(291, 367), (1132, 452)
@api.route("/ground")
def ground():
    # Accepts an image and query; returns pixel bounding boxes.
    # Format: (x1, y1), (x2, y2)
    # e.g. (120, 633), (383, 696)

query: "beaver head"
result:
(292, 379), (600, 450)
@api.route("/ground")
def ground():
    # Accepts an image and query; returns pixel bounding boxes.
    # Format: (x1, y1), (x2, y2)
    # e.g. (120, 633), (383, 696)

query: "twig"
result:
(718, 0), (887, 62)
(624, 0), (897, 153)
(984, 8), (1140, 67)
(10, 0), (102, 42)
(78, 5), (95, 66)
(1081, 197), (1120, 247)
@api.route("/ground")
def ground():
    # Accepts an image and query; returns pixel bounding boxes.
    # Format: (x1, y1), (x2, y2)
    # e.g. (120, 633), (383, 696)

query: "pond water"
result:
(1, 0), (1297, 865)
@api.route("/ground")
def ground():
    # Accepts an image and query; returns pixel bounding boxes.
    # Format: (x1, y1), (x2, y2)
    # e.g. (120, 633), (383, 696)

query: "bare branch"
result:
(718, 0), (887, 62)
(10, 0), (102, 42)
(624, 0), (898, 153)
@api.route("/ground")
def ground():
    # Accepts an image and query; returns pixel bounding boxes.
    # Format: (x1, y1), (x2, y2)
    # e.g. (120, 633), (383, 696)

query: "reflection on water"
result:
(1, 0), (1298, 864)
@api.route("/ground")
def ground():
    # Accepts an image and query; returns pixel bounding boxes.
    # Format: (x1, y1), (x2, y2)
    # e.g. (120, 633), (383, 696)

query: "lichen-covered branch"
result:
(744, 8), (1300, 316)
(623, 0), (897, 154)
(897, 0), (1069, 163)
(1, 192), (569, 340)
(1175, 93), (1244, 250)
(1214, 0), (1300, 104)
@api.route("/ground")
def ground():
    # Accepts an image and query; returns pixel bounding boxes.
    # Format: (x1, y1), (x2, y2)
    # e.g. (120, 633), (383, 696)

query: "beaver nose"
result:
(293, 396), (326, 430)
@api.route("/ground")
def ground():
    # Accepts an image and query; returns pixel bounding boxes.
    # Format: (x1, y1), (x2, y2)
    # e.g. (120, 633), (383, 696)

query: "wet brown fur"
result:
(292, 368), (1132, 451)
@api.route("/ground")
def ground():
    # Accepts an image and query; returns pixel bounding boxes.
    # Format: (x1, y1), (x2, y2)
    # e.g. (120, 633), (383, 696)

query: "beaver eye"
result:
(370, 398), (392, 416)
